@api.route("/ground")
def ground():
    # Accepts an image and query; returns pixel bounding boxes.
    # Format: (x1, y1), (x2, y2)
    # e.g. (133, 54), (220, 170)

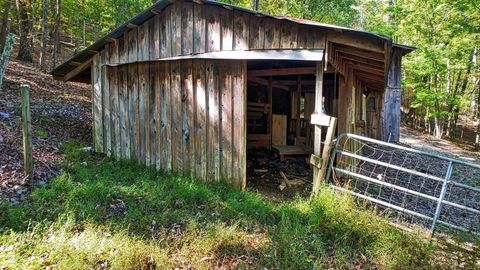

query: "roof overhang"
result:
(104, 49), (324, 67)
(51, 0), (414, 84)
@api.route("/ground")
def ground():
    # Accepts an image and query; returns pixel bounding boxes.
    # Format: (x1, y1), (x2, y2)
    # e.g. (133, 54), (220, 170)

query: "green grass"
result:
(0, 142), (443, 269)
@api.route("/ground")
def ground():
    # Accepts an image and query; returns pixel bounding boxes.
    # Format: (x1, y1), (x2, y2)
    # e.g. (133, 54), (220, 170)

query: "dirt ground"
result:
(401, 126), (480, 163)
(246, 150), (313, 201)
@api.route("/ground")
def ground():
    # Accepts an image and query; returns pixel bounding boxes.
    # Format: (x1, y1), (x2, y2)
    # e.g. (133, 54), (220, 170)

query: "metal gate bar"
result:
(327, 133), (480, 237)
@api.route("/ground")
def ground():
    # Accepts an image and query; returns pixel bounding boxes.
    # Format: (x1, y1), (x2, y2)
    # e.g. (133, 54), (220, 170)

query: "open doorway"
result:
(245, 60), (338, 199)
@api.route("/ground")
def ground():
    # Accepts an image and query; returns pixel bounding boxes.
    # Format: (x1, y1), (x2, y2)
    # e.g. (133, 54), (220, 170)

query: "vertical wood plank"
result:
(128, 63), (139, 161)
(118, 64), (129, 160)
(220, 8), (233, 51)
(220, 61), (233, 183)
(171, 1), (182, 56)
(280, 22), (297, 48)
(171, 61), (182, 172)
(231, 61), (247, 189)
(314, 29), (326, 49)
(264, 18), (280, 49)
(149, 62), (157, 168)
(159, 7), (169, 58)
(153, 15), (160, 59)
(108, 41), (120, 158)
(233, 11), (249, 50)
(154, 62), (162, 169)
(92, 54), (103, 153)
(138, 62), (149, 165)
(206, 60), (220, 181)
(100, 50), (110, 155)
(147, 18), (155, 60)
(249, 16), (264, 49)
(161, 61), (172, 170)
(127, 29), (139, 160)
(127, 28), (138, 63)
(193, 3), (206, 54)
(138, 20), (149, 62)
(181, 1), (194, 55)
(181, 60), (193, 175)
(118, 34), (130, 159)
(206, 7), (221, 52)
(194, 60), (207, 181)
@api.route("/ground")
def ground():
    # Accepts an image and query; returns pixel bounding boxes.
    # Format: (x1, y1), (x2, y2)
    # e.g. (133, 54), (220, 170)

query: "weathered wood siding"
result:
(90, 0), (391, 188)
(111, 1), (326, 68)
(93, 59), (246, 188)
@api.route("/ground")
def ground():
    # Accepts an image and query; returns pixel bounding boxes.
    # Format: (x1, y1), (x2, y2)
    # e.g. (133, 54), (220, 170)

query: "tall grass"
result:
(0, 142), (441, 269)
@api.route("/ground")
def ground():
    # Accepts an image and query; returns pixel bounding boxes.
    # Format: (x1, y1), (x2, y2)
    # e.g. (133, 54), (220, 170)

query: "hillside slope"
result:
(0, 60), (91, 202)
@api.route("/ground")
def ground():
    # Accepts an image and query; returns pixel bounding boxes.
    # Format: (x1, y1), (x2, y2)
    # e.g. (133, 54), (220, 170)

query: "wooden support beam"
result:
(295, 75), (301, 139)
(264, 79), (316, 86)
(267, 77), (273, 149)
(127, 23), (137, 29)
(344, 61), (384, 76)
(327, 32), (385, 53)
(333, 43), (385, 61)
(248, 76), (289, 91)
(248, 66), (315, 77)
(59, 58), (93, 82)
(336, 52), (384, 68)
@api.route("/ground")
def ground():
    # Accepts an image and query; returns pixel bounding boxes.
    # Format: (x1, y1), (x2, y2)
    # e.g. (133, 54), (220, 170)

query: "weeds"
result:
(0, 142), (442, 269)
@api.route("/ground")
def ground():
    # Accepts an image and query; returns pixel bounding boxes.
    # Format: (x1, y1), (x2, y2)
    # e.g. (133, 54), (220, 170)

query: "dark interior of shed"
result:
(245, 60), (339, 198)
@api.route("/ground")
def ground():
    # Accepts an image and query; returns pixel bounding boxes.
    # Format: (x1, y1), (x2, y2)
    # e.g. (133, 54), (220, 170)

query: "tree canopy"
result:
(0, 0), (478, 141)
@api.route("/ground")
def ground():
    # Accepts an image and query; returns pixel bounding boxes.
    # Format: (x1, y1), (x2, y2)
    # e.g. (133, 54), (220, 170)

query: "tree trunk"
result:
(0, 0), (12, 52)
(39, 0), (49, 70)
(0, 33), (16, 90)
(52, 0), (61, 68)
(16, 0), (33, 62)
(434, 116), (442, 139)
(476, 89), (480, 147)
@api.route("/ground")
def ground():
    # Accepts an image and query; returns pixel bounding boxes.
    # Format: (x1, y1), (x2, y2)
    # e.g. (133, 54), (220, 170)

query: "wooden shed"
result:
(52, 0), (414, 189)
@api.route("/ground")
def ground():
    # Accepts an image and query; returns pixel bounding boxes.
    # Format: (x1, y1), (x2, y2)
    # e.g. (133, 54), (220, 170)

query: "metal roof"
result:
(51, 0), (414, 79)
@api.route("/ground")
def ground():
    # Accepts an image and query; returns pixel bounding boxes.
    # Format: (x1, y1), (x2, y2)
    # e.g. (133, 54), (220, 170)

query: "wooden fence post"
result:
(21, 83), (33, 186)
(310, 114), (337, 196)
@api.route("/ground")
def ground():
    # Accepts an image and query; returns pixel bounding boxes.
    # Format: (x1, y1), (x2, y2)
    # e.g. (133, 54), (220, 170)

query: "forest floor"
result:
(0, 59), (91, 203)
(0, 60), (479, 269)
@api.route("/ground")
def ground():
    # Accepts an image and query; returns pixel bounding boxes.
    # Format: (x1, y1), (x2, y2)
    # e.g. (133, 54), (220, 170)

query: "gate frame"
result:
(326, 133), (480, 237)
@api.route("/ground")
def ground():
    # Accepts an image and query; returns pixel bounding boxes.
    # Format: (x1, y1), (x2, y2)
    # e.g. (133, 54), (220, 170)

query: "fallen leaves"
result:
(0, 59), (92, 203)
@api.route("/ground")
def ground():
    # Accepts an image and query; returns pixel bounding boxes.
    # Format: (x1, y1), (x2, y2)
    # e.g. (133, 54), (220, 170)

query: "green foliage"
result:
(0, 142), (439, 269)
(35, 129), (48, 139)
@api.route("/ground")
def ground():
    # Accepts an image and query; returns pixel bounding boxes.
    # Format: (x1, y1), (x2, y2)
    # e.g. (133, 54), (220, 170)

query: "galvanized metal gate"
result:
(326, 133), (480, 236)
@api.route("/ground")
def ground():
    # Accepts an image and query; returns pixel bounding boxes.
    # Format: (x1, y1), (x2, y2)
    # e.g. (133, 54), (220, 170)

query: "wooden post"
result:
(267, 76), (273, 149)
(317, 117), (337, 194)
(21, 83), (33, 186)
(382, 48), (402, 142)
(312, 61), (324, 194)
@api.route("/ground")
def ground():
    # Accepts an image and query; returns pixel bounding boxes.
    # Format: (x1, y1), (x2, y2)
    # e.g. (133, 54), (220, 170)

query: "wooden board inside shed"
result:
(272, 114), (287, 145)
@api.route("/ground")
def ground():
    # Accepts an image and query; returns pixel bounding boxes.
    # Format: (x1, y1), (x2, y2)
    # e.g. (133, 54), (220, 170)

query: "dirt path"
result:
(400, 126), (480, 164)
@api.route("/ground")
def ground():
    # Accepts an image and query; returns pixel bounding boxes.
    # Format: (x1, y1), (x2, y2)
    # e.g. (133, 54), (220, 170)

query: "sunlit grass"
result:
(0, 141), (443, 269)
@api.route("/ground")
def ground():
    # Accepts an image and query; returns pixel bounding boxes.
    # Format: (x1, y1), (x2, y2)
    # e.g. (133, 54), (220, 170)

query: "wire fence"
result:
(326, 133), (480, 237)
